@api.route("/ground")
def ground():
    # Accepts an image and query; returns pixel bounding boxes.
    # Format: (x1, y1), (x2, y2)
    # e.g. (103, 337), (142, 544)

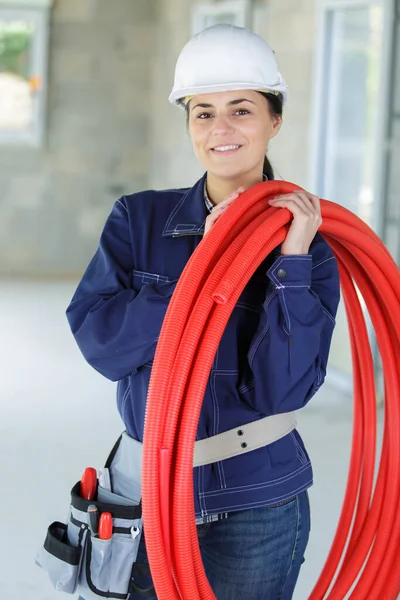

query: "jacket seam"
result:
(211, 373), (227, 490)
(248, 289), (278, 367)
(120, 385), (130, 419)
(163, 188), (193, 234)
(322, 306), (336, 325)
(197, 480), (313, 515)
(312, 255), (336, 270)
(199, 463), (311, 497)
(280, 289), (291, 335)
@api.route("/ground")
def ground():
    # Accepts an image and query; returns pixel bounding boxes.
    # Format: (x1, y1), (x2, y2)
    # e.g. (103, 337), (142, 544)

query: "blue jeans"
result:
(79, 491), (310, 600)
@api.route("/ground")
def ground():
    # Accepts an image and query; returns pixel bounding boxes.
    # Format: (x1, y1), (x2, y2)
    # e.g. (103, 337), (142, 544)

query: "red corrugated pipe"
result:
(142, 180), (400, 599)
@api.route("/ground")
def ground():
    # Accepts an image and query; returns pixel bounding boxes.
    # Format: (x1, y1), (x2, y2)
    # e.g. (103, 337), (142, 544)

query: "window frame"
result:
(310, 0), (393, 239)
(309, 0), (395, 394)
(0, 3), (52, 147)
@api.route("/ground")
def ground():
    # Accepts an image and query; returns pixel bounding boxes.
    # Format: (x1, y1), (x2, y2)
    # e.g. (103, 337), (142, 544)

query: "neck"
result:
(206, 170), (264, 205)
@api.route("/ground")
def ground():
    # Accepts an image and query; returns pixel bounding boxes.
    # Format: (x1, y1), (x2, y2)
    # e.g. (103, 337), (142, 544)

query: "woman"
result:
(69, 24), (340, 600)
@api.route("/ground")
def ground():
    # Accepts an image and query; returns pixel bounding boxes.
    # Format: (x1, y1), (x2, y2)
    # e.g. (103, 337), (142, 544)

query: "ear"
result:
(270, 115), (282, 140)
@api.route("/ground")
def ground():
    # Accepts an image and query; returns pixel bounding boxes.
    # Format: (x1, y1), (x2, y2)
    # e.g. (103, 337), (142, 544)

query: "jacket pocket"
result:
(132, 269), (171, 285)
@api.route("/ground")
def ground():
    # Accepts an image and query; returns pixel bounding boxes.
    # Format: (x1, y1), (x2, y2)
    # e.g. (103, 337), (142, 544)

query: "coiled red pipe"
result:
(141, 181), (400, 599)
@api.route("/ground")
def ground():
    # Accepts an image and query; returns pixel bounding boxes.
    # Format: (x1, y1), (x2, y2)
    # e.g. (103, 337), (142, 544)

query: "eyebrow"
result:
(191, 98), (256, 111)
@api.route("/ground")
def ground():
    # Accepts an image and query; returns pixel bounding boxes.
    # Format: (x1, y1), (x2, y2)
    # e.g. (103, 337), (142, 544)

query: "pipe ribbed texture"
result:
(141, 181), (400, 600)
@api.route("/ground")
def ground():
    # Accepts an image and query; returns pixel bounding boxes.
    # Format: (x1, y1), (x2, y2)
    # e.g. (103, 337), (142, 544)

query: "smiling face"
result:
(187, 90), (282, 181)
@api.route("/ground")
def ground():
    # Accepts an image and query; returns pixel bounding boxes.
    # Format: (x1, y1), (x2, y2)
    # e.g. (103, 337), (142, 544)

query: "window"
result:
(312, 0), (390, 389)
(313, 2), (384, 229)
(0, 2), (52, 146)
(192, 0), (250, 36)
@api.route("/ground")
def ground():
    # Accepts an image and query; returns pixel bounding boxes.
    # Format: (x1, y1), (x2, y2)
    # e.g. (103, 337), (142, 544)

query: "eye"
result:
(196, 112), (213, 119)
(235, 109), (250, 116)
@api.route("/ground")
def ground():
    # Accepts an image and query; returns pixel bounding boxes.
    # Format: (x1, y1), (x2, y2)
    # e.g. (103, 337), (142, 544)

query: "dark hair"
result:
(259, 92), (283, 181)
(185, 91), (283, 180)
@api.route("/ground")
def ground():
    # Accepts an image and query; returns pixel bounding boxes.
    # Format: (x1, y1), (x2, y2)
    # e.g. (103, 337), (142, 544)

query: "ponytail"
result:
(263, 155), (274, 180)
(260, 92), (283, 182)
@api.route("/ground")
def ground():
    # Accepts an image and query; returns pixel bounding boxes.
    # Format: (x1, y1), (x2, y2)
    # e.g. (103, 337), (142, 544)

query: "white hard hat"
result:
(169, 24), (288, 108)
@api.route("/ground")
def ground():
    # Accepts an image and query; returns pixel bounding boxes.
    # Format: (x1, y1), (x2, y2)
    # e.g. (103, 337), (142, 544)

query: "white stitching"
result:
(248, 289), (278, 367)
(322, 306), (336, 325)
(312, 256), (336, 270)
(119, 385), (130, 419)
(200, 463), (311, 497)
(132, 269), (170, 283)
(197, 481), (313, 513)
(163, 188), (191, 232)
(276, 284), (311, 289)
(238, 379), (256, 394)
(291, 432), (307, 464)
(212, 372), (229, 490)
(268, 255), (312, 288)
(199, 466), (206, 516)
(280, 289), (291, 335)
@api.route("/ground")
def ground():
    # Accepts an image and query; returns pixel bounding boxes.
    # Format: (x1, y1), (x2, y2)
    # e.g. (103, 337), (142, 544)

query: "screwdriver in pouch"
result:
(87, 505), (99, 537)
(80, 467), (97, 500)
(98, 512), (113, 540)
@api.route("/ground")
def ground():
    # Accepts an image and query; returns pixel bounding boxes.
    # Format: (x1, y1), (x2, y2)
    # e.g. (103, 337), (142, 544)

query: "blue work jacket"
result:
(66, 174), (340, 518)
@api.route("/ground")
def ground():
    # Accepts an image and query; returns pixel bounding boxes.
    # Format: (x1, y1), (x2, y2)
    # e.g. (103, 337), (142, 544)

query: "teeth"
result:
(213, 145), (240, 152)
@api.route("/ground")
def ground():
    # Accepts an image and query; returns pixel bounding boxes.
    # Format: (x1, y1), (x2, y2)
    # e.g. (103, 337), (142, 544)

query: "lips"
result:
(211, 144), (242, 153)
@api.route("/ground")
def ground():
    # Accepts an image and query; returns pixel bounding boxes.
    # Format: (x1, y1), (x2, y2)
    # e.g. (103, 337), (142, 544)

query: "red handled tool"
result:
(98, 512), (113, 540)
(80, 467), (97, 500)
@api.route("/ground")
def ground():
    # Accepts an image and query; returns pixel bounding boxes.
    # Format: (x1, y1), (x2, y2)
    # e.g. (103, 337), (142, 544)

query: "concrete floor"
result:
(0, 281), (383, 599)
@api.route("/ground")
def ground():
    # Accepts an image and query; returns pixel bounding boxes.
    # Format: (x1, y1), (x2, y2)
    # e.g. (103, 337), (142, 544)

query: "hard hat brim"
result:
(169, 81), (288, 109)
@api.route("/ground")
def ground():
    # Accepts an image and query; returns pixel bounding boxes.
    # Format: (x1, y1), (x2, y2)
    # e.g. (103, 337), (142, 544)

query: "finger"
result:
(204, 206), (227, 235)
(292, 191), (316, 214)
(294, 190), (321, 213)
(269, 194), (313, 216)
(306, 192), (321, 213)
(270, 191), (320, 214)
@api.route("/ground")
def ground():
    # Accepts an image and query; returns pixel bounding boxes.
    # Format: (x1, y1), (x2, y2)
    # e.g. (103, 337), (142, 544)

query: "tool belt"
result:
(36, 410), (296, 597)
(35, 435), (154, 599)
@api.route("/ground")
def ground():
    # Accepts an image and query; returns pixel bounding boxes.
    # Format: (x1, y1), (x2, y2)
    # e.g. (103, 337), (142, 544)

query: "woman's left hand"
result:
(268, 190), (322, 255)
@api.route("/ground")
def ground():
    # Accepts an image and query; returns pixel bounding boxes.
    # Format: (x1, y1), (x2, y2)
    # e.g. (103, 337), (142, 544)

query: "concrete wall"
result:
(148, 0), (202, 190)
(257, 0), (318, 190)
(0, 0), (157, 276)
(0, 0), (321, 277)
(4, 0), (390, 277)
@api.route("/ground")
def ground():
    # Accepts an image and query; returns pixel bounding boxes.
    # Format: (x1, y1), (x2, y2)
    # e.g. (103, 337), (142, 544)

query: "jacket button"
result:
(277, 268), (287, 278)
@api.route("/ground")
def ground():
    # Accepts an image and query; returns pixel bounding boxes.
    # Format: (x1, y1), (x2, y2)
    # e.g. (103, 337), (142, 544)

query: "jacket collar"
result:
(162, 174), (207, 237)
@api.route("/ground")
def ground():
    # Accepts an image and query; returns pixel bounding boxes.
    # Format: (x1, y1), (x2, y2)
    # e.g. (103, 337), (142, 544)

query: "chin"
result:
(207, 165), (245, 180)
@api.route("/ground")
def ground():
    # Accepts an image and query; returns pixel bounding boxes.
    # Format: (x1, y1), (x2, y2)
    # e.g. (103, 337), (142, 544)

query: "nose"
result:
(212, 114), (234, 136)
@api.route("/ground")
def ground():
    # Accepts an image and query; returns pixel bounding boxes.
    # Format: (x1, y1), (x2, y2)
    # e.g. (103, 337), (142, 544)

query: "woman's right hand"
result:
(204, 187), (245, 236)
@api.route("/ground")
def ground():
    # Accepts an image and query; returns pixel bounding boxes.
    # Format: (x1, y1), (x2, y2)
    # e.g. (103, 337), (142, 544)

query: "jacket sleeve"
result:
(242, 234), (340, 415)
(66, 198), (177, 382)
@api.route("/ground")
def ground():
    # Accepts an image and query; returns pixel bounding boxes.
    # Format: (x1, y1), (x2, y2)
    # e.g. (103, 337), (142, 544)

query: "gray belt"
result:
(110, 412), (297, 497)
(193, 411), (297, 467)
